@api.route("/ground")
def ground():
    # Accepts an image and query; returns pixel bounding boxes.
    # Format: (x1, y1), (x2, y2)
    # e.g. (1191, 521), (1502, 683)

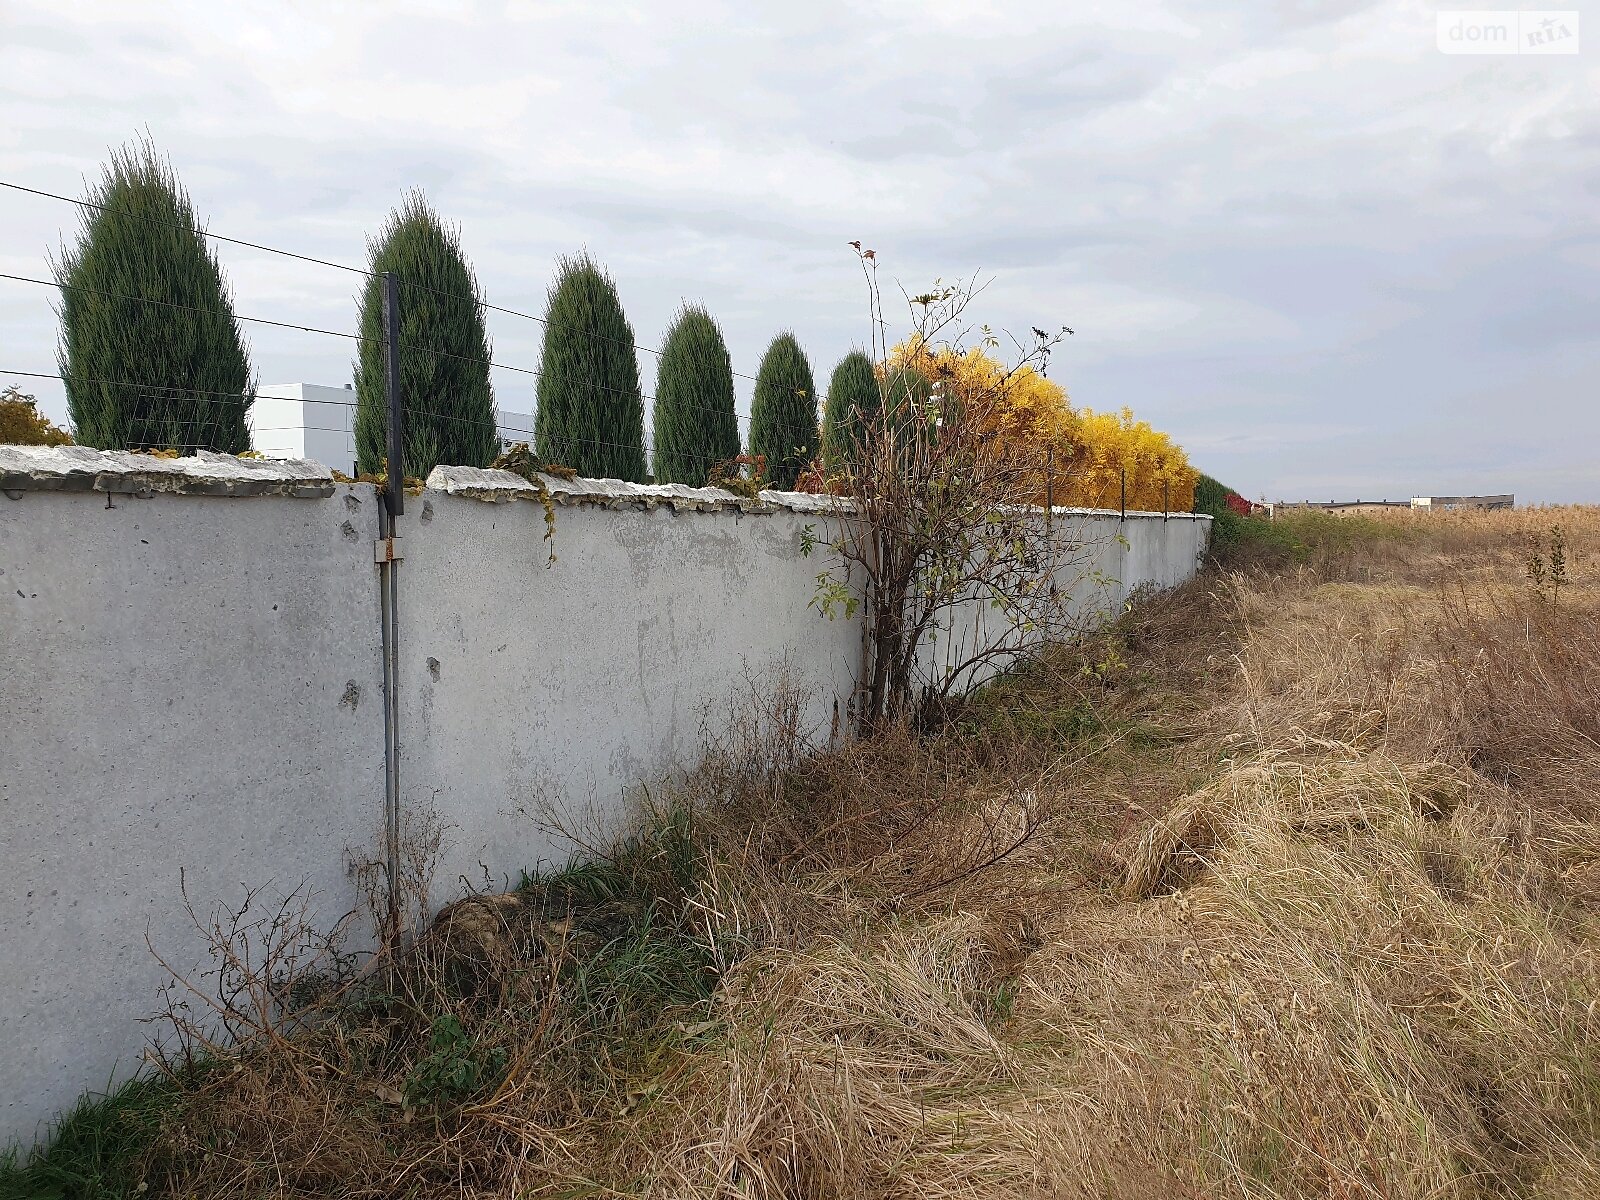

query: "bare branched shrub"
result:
(347, 798), (448, 941)
(810, 252), (1102, 733)
(144, 873), (360, 1073)
(689, 655), (819, 810)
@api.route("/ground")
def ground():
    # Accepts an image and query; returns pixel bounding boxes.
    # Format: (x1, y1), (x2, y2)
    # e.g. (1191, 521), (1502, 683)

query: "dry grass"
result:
(12, 506), (1600, 1200)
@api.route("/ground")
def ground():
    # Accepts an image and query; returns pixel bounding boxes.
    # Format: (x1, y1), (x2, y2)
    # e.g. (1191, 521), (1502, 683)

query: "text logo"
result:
(1437, 10), (1579, 54)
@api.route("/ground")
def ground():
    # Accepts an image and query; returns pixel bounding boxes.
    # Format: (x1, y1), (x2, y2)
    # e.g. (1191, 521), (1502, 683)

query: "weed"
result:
(403, 1015), (506, 1107)
(1527, 522), (1571, 602)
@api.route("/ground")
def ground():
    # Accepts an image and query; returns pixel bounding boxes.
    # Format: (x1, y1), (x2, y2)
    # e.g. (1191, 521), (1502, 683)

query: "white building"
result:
(1411, 494), (1515, 511)
(251, 383), (360, 472)
(249, 383), (533, 470)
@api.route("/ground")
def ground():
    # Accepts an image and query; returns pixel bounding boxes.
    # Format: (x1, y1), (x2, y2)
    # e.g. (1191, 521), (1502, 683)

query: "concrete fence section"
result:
(0, 446), (1209, 1148)
(401, 474), (862, 897)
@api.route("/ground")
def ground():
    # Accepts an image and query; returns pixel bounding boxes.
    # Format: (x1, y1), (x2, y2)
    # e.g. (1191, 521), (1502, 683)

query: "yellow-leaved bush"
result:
(0, 386), (74, 447)
(885, 340), (1196, 512)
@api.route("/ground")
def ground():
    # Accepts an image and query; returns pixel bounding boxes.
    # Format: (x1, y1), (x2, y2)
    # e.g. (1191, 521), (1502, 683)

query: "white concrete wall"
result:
(496, 408), (535, 450)
(0, 447), (1208, 1149)
(398, 491), (860, 893)
(0, 466), (385, 1151)
(250, 385), (534, 466)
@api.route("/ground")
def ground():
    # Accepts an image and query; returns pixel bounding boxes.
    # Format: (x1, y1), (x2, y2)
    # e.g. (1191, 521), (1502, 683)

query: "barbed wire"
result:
(1, 367), (1158, 510)
(4, 177), (802, 398)
(396, 276), (773, 389)
(1, 270), (368, 344)
(1, 270), (767, 429)
(4, 184), (1094, 484)
(1, 368), (758, 472)
(0, 180), (373, 277)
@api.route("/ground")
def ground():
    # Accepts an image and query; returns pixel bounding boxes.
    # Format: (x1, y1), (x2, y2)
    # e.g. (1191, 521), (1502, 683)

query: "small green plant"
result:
(1081, 638), (1129, 682)
(0, 1074), (180, 1199)
(985, 979), (1017, 1024)
(489, 441), (559, 565)
(706, 452), (766, 500)
(1526, 523), (1570, 603)
(799, 522), (820, 557)
(404, 1015), (506, 1108)
(519, 802), (720, 1055)
(810, 573), (859, 620)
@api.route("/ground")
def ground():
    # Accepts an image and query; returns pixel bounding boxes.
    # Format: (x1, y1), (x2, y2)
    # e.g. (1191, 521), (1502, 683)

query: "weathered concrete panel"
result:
(396, 492), (860, 892)
(0, 483), (385, 1148)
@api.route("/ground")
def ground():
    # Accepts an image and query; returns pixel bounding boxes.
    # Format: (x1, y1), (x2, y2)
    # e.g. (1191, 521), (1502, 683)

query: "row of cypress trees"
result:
(52, 140), (877, 490)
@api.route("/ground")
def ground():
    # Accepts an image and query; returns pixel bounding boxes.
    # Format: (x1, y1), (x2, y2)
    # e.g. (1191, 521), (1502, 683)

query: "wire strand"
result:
(3, 368), (1132, 502)
(1, 270), (364, 344)
(399, 277), (767, 387)
(2, 273), (765, 428)
(0, 180), (373, 277)
(0, 368), (742, 468)
(5, 177), (800, 394)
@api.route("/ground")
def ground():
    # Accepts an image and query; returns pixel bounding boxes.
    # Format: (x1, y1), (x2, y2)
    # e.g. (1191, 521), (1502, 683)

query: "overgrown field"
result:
(6, 507), (1600, 1199)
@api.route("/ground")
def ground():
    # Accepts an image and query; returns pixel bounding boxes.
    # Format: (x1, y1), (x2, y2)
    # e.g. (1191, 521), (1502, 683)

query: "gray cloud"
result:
(1, 0), (1596, 501)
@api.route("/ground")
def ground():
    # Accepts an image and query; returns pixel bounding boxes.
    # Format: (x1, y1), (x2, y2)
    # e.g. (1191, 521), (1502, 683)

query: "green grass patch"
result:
(517, 802), (724, 1085)
(0, 1074), (179, 1200)
(1208, 508), (1408, 568)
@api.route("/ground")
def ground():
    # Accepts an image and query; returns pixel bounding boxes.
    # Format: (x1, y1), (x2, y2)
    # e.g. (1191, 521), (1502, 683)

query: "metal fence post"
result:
(1045, 446), (1054, 536)
(1120, 468), (1126, 519)
(382, 271), (404, 521)
(378, 270), (404, 940)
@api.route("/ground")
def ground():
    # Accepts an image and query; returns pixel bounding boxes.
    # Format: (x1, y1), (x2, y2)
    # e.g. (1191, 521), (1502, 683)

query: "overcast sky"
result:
(3, 1), (1595, 501)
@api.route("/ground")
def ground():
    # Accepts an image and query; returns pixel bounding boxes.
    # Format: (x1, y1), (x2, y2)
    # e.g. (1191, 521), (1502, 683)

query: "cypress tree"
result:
(533, 252), (647, 482)
(1193, 474), (1233, 518)
(748, 332), (818, 491)
(354, 192), (498, 477)
(651, 305), (739, 485)
(821, 349), (879, 473)
(54, 139), (253, 452)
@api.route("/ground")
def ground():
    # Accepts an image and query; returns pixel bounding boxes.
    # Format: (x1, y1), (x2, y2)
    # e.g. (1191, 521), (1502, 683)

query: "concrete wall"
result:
(0, 446), (1208, 1148)
(0, 453), (385, 1151)
(398, 485), (860, 894)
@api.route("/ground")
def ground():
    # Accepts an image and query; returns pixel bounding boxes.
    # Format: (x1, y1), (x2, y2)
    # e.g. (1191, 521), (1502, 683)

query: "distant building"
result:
(249, 383), (533, 470)
(250, 384), (360, 471)
(1410, 494), (1514, 511)
(1274, 499), (1412, 518)
(1266, 493), (1516, 519)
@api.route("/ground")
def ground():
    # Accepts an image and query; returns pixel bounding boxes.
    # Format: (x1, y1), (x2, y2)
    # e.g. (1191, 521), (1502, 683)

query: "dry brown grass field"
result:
(8, 506), (1600, 1200)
